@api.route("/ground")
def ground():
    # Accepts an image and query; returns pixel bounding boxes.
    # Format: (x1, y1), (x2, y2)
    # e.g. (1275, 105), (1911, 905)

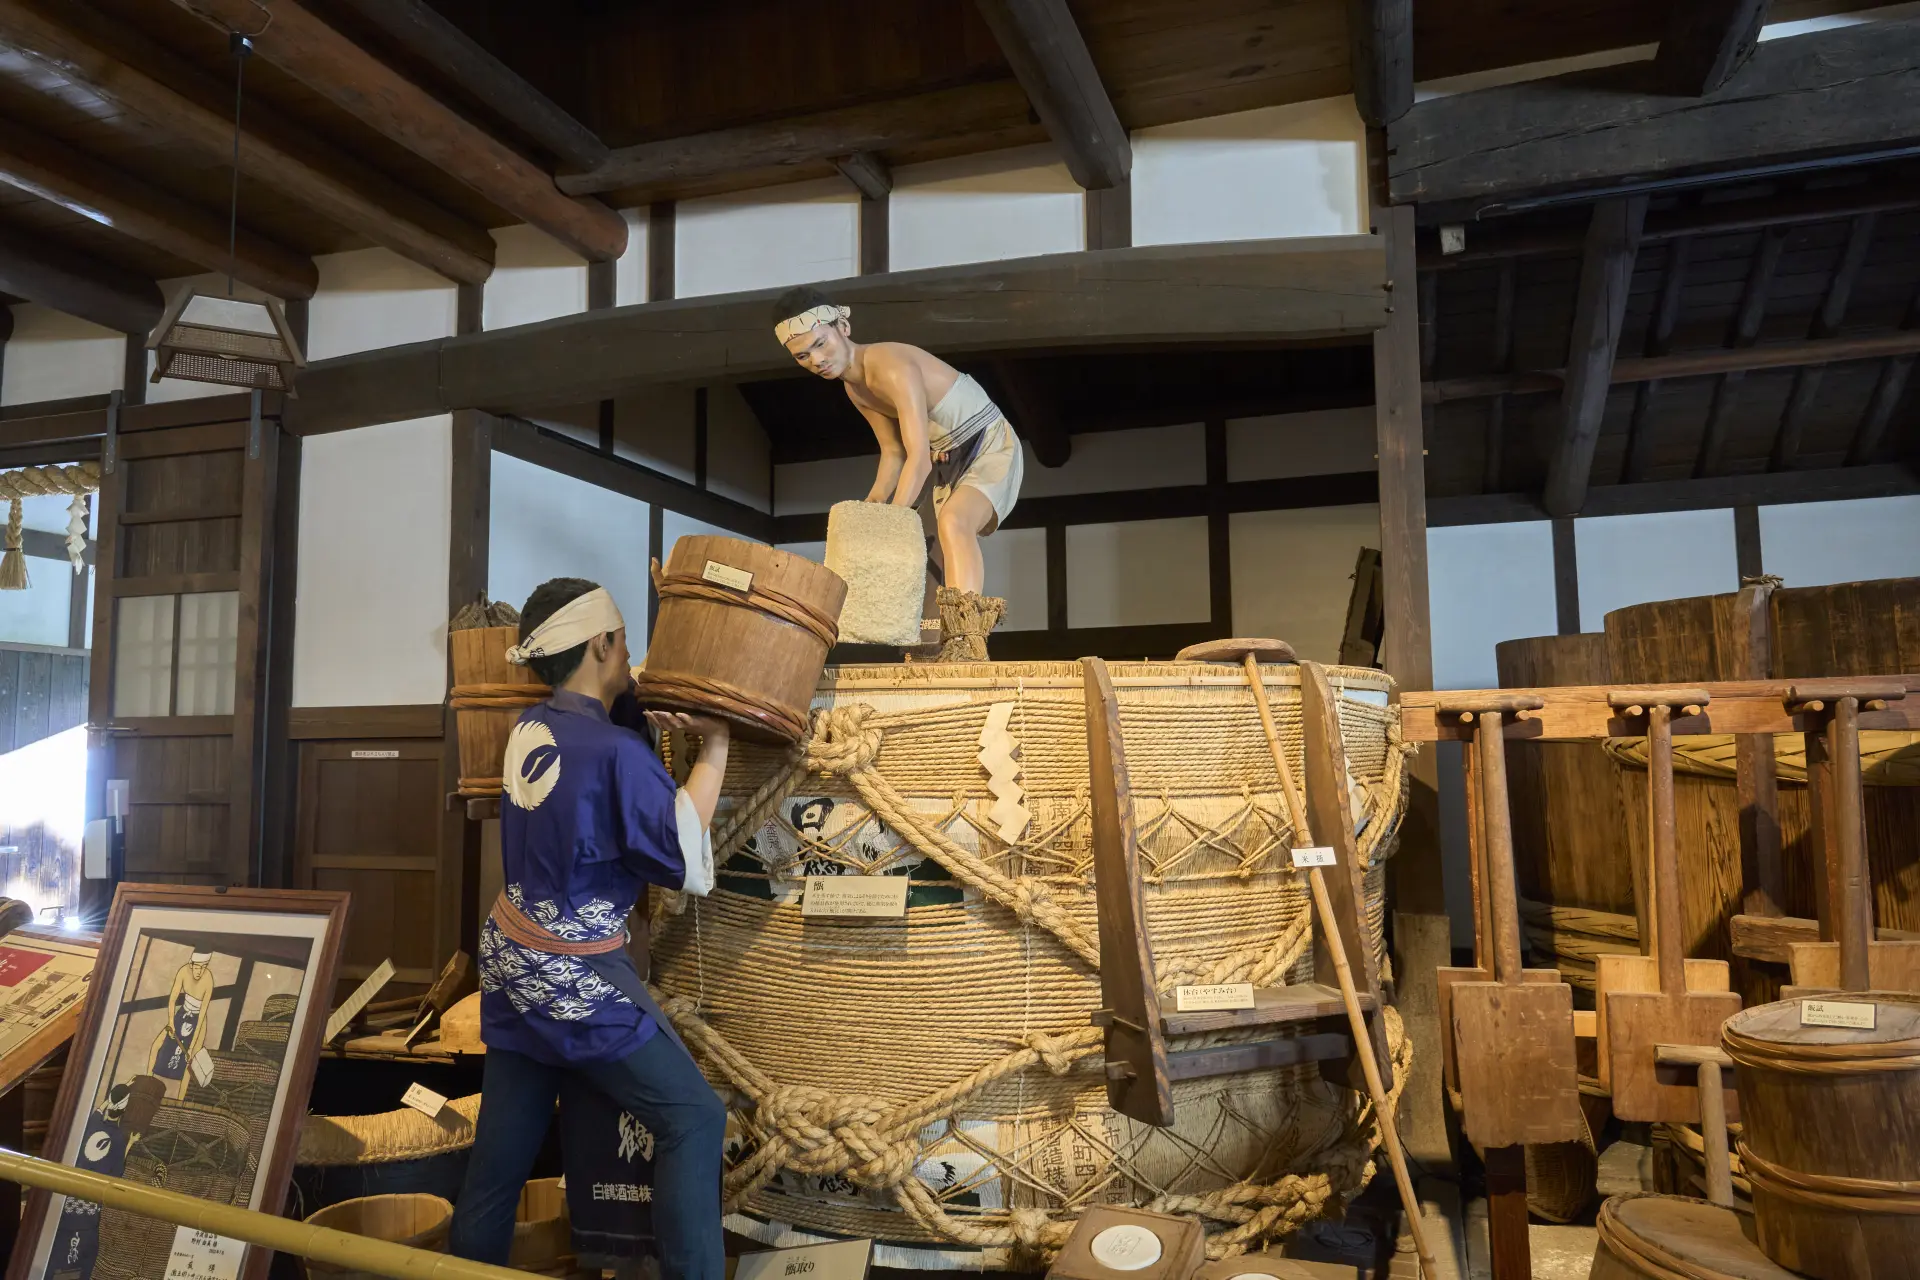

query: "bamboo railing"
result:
(0, 1147), (519, 1280)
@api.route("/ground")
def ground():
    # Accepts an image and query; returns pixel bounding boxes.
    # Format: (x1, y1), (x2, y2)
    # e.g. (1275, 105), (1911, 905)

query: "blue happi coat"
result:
(479, 688), (710, 1065)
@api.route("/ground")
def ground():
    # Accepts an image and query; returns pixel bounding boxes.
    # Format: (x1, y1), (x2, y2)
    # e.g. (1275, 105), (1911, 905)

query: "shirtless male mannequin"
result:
(773, 286), (1024, 660)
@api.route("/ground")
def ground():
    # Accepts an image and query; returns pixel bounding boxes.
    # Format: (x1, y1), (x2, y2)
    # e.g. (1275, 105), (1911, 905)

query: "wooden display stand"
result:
(1597, 690), (1743, 1126)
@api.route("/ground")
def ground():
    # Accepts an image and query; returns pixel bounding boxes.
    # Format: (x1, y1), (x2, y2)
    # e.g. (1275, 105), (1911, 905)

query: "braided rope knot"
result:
(759, 1084), (917, 1187)
(1023, 1030), (1078, 1076)
(807, 705), (883, 775)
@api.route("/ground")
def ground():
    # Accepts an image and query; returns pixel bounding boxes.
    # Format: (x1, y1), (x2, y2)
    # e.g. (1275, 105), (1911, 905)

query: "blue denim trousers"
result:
(447, 1034), (727, 1279)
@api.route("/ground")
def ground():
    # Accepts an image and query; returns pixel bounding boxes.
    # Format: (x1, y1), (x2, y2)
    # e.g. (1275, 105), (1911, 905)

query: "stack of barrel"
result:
(448, 618), (548, 798)
(1594, 990), (1916, 1279)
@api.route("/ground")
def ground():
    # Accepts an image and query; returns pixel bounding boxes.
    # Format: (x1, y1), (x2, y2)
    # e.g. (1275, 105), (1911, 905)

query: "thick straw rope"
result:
(0, 462), (97, 588)
(650, 677), (1417, 1258)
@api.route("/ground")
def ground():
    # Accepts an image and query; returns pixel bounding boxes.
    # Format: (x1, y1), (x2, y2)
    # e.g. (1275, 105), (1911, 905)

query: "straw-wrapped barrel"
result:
(1726, 993), (1920, 1280)
(449, 625), (547, 797)
(647, 658), (1412, 1267)
(634, 536), (847, 745)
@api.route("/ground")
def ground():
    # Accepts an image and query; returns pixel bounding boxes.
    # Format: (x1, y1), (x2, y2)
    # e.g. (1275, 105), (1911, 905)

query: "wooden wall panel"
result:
(122, 450), (243, 515)
(120, 519), (242, 579)
(294, 738), (453, 991)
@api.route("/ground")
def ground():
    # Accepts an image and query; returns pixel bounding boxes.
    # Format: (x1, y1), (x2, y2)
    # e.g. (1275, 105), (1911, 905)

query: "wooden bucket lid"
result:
(1725, 991), (1920, 1053)
(1600, 1194), (1796, 1280)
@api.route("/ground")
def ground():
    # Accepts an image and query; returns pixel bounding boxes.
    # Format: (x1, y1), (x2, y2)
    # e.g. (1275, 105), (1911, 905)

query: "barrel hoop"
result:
(457, 777), (504, 796)
(1724, 1025), (1920, 1076)
(1595, 1195), (1740, 1280)
(651, 564), (839, 649)
(1738, 1141), (1920, 1215)
(450, 682), (549, 711)
(632, 671), (809, 743)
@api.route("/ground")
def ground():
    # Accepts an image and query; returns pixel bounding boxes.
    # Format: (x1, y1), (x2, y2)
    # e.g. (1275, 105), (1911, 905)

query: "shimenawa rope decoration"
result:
(0, 463), (97, 589)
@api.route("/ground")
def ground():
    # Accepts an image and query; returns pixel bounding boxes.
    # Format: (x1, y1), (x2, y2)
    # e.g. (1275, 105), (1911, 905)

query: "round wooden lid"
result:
(1725, 991), (1920, 1048)
(1606, 1195), (1797, 1280)
(1175, 638), (1298, 664)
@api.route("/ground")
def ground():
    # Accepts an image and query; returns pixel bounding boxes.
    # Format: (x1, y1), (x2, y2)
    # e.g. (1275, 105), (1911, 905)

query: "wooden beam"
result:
(168, 0), (624, 262)
(1655, 0), (1772, 96)
(1544, 197), (1646, 517)
(1347, 0), (1413, 127)
(1431, 463), (1920, 526)
(326, 0), (606, 171)
(1389, 18), (1920, 212)
(832, 152), (892, 202)
(0, 222), (161, 334)
(1847, 355), (1914, 464)
(0, 0), (493, 285)
(287, 235), (1388, 435)
(1623, 237), (1692, 483)
(558, 81), (1033, 196)
(973, 0), (1129, 190)
(1772, 212), (1876, 471)
(1696, 225), (1787, 476)
(1427, 327), (1920, 404)
(988, 359), (1069, 467)
(0, 127), (316, 299)
(1482, 261), (1515, 492)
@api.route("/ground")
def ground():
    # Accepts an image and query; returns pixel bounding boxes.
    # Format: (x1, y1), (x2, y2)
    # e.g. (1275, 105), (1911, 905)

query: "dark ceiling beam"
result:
(1432, 463), (1919, 526)
(1621, 237), (1692, 483)
(286, 235), (1388, 436)
(170, 0), (625, 262)
(1543, 197), (1646, 517)
(0, 128), (316, 299)
(972, 0), (1129, 190)
(0, 0), (494, 285)
(986, 358), (1069, 467)
(1422, 176), (1920, 270)
(1389, 18), (1920, 214)
(1427, 327), (1920, 403)
(832, 152), (892, 202)
(557, 81), (1033, 196)
(326, 0), (607, 171)
(0, 222), (163, 334)
(1655, 0), (1772, 96)
(1347, 0), (1413, 127)
(1773, 213), (1878, 470)
(1695, 225), (1787, 475)
(1846, 284), (1920, 465)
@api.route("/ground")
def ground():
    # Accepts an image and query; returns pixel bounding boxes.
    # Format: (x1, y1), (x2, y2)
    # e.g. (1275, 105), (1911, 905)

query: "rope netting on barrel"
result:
(646, 664), (1415, 1261)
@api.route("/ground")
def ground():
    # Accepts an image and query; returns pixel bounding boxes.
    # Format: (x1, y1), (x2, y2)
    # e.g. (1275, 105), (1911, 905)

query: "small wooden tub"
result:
(1726, 993), (1920, 1279)
(510, 1177), (572, 1272)
(449, 624), (548, 796)
(302, 1193), (452, 1279)
(634, 536), (846, 744)
(1590, 1193), (1797, 1279)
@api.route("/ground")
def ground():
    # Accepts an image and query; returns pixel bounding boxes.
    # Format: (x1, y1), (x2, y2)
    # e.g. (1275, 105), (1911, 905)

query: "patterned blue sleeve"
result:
(612, 734), (688, 888)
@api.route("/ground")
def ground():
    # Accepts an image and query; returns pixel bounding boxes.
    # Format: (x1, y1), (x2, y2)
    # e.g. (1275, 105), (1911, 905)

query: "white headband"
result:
(774, 304), (849, 345)
(506, 588), (625, 666)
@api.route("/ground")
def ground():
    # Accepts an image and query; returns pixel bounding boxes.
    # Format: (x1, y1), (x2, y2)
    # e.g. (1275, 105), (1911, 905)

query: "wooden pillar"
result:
(446, 282), (489, 957)
(1551, 516), (1580, 635)
(589, 259), (617, 455)
(859, 193), (889, 275)
(120, 333), (146, 406)
(648, 202), (675, 302)
(1085, 177), (1131, 251)
(1205, 417), (1230, 630)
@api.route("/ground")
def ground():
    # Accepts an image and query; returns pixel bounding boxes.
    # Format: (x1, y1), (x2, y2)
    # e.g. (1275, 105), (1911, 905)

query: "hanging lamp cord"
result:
(226, 32), (254, 298)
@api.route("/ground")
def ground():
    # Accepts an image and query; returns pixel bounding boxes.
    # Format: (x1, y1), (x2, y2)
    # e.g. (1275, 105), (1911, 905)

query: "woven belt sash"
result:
(488, 892), (626, 957)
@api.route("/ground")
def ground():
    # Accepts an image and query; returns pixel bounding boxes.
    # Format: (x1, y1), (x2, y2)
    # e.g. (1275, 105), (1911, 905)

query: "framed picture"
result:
(9, 885), (348, 1280)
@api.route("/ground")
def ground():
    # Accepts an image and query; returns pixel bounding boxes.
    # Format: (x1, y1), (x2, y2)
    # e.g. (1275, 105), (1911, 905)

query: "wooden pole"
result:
(1242, 655), (1438, 1280)
(1829, 695), (1871, 990)
(1650, 702), (1684, 995)
(1697, 1059), (1734, 1207)
(0, 1146), (523, 1280)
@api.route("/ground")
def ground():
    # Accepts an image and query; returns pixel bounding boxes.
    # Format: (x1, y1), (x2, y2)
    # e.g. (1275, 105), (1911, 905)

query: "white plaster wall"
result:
(1427, 521), (1559, 690)
(306, 248), (457, 361)
(661, 510), (754, 561)
(484, 225), (587, 330)
(1228, 406), (1377, 481)
(890, 145), (1084, 272)
(676, 179), (858, 299)
(616, 207), (650, 306)
(983, 526), (1048, 631)
(292, 416), (452, 706)
(1132, 98), (1367, 246)
(488, 451), (652, 653)
(1229, 504), (1381, 663)
(1, 305), (122, 406)
(772, 456), (876, 515)
(1067, 516), (1211, 628)
(1576, 508), (1740, 632)
(706, 384), (771, 513)
(1021, 424), (1206, 497)
(1758, 495), (1920, 588)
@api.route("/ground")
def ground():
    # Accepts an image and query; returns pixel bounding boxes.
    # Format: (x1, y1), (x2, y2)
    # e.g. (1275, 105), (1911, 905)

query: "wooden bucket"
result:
(510, 1176), (573, 1272)
(1725, 993), (1920, 1279)
(1590, 1193), (1798, 1279)
(634, 535), (846, 744)
(302, 1193), (452, 1278)
(449, 624), (549, 796)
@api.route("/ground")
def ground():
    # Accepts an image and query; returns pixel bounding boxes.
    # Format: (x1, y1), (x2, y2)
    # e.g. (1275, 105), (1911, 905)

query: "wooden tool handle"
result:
(1648, 703), (1685, 996)
(1477, 710), (1523, 984)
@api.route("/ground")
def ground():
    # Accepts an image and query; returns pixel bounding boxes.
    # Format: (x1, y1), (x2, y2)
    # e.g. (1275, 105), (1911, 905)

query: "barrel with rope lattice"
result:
(633, 536), (846, 745)
(449, 625), (548, 797)
(647, 658), (1412, 1268)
